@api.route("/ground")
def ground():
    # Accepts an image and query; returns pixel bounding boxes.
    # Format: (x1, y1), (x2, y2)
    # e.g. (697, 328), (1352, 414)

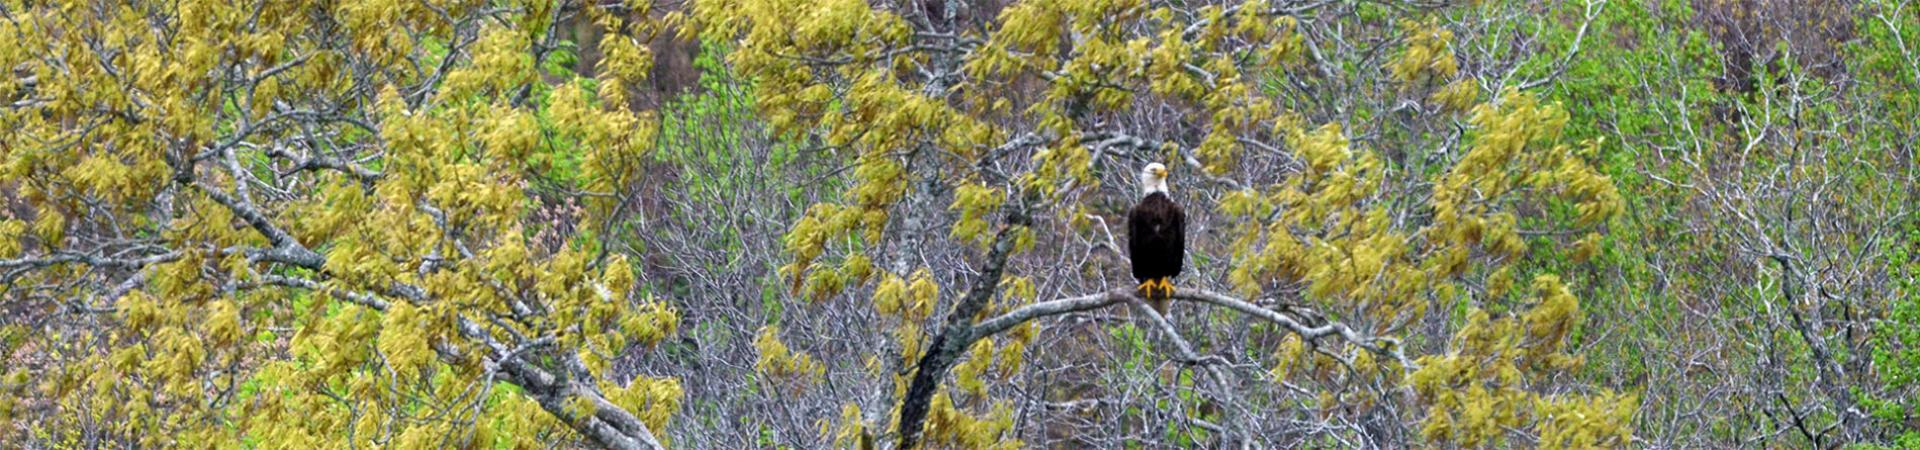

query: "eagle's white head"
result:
(1139, 162), (1170, 197)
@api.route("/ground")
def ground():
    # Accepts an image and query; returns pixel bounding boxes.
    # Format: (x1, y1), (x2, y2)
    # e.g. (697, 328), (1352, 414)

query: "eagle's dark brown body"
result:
(1128, 191), (1185, 310)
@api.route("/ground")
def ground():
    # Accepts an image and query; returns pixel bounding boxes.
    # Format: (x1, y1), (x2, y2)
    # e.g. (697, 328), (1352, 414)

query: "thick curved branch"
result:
(1177, 289), (1414, 369)
(970, 288), (1415, 371)
(0, 250), (180, 272)
(195, 180), (326, 268)
(254, 273), (392, 310)
(970, 288), (1133, 338)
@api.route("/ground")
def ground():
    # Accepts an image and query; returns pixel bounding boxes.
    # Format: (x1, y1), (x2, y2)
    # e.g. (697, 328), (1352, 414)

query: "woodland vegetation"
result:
(1, 0), (1916, 448)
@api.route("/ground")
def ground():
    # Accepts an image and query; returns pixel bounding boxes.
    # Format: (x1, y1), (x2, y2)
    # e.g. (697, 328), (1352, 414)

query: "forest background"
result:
(2, 0), (1918, 448)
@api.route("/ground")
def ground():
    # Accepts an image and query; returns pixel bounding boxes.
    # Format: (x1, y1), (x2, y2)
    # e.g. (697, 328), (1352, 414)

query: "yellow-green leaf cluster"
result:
(1409, 275), (1623, 448)
(920, 392), (1022, 450)
(1392, 18), (1459, 85)
(950, 183), (1007, 248)
(755, 326), (827, 392)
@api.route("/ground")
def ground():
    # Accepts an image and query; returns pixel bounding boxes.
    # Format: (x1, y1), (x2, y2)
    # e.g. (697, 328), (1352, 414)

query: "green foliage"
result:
(1867, 227), (1920, 442)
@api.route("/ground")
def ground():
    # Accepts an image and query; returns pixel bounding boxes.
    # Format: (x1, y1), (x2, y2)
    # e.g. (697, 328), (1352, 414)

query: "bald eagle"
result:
(1128, 163), (1185, 314)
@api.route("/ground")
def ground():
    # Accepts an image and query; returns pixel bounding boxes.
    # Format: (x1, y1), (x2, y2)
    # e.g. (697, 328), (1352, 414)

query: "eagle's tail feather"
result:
(1152, 276), (1167, 317)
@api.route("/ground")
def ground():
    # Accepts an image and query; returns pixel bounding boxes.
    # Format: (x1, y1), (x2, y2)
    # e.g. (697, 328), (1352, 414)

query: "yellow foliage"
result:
(954, 340), (996, 397)
(1392, 18), (1459, 85)
(907, 269), (941, 321)
(830, 402), (871, 448)
(874, 274), (908, 318)
(623, 298), (683, 348)
(1523, 275), (1583, 367)
(444, 24), (534, 97)
(755, 326), (826, 391)
(1534, 391), (1639, 449)
(921, 391), (1022, 450)
(951, 183), (1007, 248)
(598, 29), (656, 87)
(1409, 275), (1623, 448)
(0, 0), (685, 445)
(1431, 79), (1480, 112)
(606, 376), (685, 433)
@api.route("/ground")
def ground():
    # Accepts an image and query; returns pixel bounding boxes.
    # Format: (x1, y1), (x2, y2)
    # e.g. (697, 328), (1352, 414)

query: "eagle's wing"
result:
(1170, 199), (1186, 277)
(1128, 203), (1149, 282)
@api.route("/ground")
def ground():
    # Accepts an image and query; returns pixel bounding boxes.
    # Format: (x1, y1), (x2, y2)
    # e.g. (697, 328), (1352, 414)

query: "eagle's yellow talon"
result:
(1136, 277), (1173, 300)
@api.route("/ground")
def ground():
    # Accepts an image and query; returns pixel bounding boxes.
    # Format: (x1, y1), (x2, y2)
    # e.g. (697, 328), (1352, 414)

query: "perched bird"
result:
(1128, 162), (1186, 315)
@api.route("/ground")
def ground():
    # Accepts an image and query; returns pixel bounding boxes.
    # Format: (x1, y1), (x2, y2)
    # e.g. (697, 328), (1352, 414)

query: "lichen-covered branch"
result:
(897, 206), (1031, 449)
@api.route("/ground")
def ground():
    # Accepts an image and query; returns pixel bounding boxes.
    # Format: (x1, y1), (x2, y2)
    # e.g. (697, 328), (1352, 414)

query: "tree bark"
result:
(897, 208), (1028, 448)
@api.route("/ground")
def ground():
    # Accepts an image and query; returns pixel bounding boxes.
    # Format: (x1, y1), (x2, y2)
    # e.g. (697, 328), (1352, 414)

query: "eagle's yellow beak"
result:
(1151, 167), (1167, 178)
